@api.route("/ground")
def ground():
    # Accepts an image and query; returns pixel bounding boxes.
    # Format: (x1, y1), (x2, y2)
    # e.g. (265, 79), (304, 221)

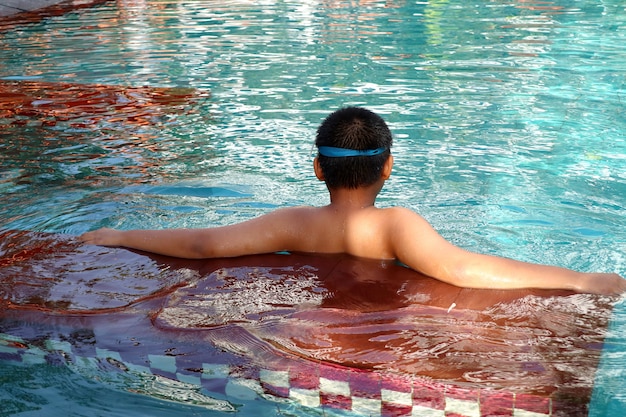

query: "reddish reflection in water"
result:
(0, 79), (209, 129)
(0, 80), (211, 188)
(0, 230), (616, 416)
(0, 0), (111, 30)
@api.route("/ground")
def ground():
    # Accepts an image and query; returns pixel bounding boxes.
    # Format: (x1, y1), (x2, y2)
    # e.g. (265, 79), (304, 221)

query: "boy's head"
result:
(315, 107), (393, 189)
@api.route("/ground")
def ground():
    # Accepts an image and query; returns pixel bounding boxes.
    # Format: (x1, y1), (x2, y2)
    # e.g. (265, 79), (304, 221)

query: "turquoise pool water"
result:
(1, 0), (625, 416)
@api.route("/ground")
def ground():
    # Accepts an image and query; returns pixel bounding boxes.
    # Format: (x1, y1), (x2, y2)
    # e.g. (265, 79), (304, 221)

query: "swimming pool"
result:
(1, 0), (625, 416)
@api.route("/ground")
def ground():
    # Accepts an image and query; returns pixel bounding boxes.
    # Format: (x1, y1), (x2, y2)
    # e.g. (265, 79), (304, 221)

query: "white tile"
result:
(351, 396), (382, 416)
(445, 397), (480, 417)
(201, 363), (230, 379)
(319, 377), (351, 396)
(260, 368), (290, 388)
(148, 354), (177, 373)
(290, 388), (321, 408)
(411, 404), (446, 417)
(381, 388), (413, 406)
(513, 409), (551, 417)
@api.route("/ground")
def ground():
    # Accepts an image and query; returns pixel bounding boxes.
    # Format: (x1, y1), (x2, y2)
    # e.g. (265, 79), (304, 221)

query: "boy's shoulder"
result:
(378, 205), (419, 219)
(377, 206), (434, 236)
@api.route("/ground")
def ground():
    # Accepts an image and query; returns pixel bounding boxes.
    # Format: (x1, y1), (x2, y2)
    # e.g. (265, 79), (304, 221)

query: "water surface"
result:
(1, 0), (625, 415)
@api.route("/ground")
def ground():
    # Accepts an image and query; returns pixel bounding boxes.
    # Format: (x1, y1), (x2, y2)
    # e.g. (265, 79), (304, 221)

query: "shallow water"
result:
(1, 0), (626, 416)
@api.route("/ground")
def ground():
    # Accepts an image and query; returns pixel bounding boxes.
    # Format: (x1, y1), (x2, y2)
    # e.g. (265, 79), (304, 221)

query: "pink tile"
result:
(381, 402), (413, 417)
(320, 393), (352, 410)
(480, 391), (514, 416)
(413, 380), (445, 409)
(289, 363), (320, 390)
(515, 393), (551, 415)
(350, 369), (382, 399)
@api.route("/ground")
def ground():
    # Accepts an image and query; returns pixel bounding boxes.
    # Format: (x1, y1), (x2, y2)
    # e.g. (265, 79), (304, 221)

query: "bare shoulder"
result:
(250, 205), (330, 235)
(380, 206), (429, 226)
(261, 205), (321, 221)
(381, 206), (450, 250)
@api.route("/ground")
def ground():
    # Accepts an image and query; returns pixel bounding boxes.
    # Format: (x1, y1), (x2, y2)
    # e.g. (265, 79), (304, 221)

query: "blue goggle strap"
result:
(317, 146), (387, 158)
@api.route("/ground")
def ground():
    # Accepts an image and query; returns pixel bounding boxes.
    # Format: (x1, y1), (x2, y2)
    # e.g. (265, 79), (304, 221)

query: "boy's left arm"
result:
(389, 207), (626, 295)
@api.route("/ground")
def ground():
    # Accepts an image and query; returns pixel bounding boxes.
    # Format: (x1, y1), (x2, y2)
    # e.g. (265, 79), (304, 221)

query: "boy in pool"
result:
(80, 107), (626, 295)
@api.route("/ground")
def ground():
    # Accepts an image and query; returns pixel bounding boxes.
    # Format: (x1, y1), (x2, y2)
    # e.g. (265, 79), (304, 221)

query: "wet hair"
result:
(315, 107), (392, 189)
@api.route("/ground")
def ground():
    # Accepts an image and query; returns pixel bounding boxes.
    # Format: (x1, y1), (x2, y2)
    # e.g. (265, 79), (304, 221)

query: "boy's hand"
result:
(580, 273), (626, 296)
(79, 228), (123, 247)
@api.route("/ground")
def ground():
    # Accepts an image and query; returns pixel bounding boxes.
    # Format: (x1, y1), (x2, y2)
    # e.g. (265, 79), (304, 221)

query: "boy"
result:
(80, 107), (626, 295)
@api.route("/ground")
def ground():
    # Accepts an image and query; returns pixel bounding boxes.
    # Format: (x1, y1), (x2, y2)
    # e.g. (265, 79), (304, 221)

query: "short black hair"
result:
(315, 107), (392, 189)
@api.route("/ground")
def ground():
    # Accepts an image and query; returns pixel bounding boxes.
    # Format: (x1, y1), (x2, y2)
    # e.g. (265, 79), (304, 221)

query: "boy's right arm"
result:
(388, 207), (626, 296)
(79, 208), (305, 259)
(80, 227), (215, 258)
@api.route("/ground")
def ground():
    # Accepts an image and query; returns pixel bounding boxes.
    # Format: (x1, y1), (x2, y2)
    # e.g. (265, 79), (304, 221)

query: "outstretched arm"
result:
(79, 208), (304, 259)
(389, 207), (626, 295)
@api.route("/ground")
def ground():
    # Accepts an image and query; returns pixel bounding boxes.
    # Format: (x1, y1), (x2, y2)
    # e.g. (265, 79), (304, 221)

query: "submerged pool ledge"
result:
(0, 230), (614, 416)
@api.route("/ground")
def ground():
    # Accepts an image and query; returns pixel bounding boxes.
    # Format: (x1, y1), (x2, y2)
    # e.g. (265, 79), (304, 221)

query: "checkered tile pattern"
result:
(256, 363), (553, 417)
(1, 332), (553, 416)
